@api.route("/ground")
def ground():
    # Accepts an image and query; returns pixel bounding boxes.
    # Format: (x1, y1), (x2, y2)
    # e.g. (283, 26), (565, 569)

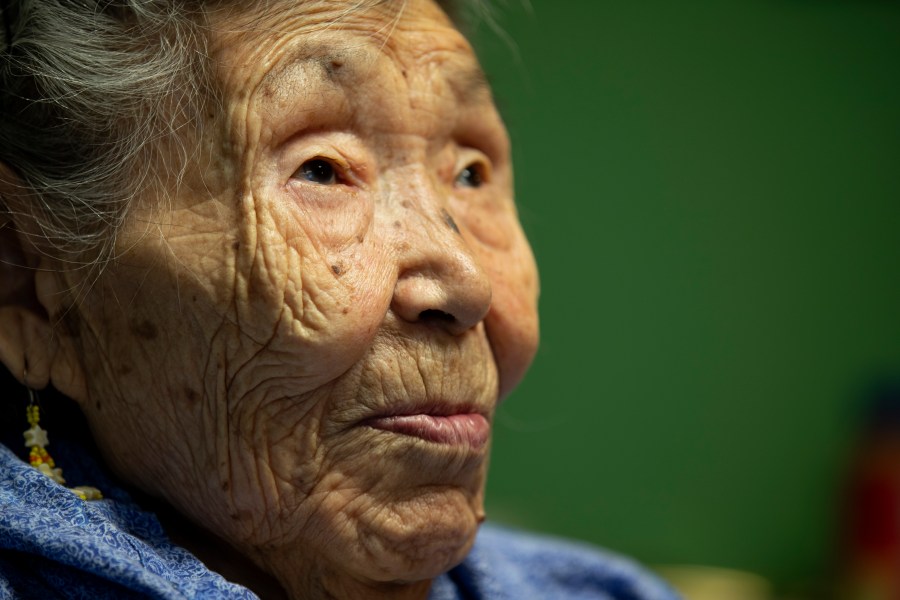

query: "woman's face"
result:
(59, 0), (538, 594)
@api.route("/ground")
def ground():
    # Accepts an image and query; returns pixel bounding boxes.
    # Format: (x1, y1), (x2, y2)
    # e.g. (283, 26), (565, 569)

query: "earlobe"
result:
(0, 190), (87, 401)
(33, 264), (88, 401)
(0, 217), (50, 383)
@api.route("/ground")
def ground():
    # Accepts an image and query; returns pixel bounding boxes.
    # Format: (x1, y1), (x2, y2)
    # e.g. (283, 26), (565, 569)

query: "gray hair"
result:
(0, 0), (213, 269)
(0, 0), (492, 272)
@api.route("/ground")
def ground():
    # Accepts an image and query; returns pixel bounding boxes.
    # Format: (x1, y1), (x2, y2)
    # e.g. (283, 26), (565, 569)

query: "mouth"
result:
(364, 410), (491, 449)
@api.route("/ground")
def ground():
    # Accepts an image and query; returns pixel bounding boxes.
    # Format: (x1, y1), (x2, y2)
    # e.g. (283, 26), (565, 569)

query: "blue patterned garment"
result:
(0, 441), (679, 600)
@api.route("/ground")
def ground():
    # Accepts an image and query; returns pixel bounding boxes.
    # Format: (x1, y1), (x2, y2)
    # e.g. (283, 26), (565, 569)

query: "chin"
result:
(343, 486), (485, 584)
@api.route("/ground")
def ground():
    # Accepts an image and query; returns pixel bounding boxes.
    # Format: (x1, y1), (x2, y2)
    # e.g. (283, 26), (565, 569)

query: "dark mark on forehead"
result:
(324, 57), (344, 79)
(262, 46), (358, 95)
(261, 42), (489, 107)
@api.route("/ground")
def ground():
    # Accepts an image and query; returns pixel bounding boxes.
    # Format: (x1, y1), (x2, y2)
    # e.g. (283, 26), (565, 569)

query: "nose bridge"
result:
(387, 163), (460, 249)
(390, 163), (464, 255)
(394, 161), (445, 213)
(388, 164), (492, 334)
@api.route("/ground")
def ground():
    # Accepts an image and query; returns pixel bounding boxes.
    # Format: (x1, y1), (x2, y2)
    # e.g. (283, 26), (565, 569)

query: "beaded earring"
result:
(23, 385), (102, 501)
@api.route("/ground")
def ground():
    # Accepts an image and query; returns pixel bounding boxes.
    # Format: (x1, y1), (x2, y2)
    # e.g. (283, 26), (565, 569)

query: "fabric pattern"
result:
(431, 526), (680, 600)
(0, 444), (256, 599)
(0, 440), (679, 599)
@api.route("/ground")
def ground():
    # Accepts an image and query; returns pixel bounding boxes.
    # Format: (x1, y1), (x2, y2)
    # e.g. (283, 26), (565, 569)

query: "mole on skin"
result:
(441, 208), (460, 234)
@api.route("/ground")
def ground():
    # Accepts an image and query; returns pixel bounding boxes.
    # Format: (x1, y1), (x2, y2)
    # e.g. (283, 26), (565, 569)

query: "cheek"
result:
(476, 220), (540, 400)
(248, 189), (393, 383)
(452, 189), (540, 399)
(302, 253), (395, 376)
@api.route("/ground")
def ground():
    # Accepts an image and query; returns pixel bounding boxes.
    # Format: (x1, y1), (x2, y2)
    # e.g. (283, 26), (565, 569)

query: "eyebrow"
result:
(450, 63), (491, 102)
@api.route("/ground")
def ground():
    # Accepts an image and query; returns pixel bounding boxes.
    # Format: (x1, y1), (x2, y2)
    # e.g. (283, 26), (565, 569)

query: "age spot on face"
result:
(441, 208), (460, 234)
(129, 319), (158, 341)
(323, 58), (343, 79)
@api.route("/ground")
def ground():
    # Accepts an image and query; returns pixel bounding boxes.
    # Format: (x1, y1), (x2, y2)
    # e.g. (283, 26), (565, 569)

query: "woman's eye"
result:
(455, 163), (486, 189)
(297, 159), (339, 185)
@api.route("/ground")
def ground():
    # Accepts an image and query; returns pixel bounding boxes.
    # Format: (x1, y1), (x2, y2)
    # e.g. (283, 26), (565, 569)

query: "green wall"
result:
(474, 0), (900, 591)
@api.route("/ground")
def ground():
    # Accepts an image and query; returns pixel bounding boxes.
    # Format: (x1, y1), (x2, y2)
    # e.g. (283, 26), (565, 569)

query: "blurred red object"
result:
(841, 378), (900, 600)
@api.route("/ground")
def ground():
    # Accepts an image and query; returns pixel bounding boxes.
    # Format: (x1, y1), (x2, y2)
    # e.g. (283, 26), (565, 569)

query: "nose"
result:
(390, 180), (492, 336)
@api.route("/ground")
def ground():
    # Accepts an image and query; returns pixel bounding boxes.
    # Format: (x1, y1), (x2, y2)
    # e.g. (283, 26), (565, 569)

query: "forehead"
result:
(209, 0), (489, 106)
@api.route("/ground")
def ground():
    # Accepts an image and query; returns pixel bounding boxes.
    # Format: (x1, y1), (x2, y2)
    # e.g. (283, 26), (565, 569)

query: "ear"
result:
(0, 164), (87, 401)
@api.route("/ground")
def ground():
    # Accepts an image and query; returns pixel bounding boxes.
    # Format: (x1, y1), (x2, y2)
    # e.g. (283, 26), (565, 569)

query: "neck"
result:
(142, 494), (433, 599)
(267, 558), (433, 600)
(139, 494), (288, 598)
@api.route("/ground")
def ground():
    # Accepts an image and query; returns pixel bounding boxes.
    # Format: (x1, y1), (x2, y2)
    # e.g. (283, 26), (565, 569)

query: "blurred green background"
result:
(471, 0), (900, 593)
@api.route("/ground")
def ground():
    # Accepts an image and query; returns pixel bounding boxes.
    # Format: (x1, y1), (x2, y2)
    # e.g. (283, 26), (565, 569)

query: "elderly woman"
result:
(0, 1), (678, 598)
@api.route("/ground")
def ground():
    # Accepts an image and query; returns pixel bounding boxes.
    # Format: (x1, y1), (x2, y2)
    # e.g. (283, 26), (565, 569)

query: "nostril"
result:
(418, 309), (456, 326)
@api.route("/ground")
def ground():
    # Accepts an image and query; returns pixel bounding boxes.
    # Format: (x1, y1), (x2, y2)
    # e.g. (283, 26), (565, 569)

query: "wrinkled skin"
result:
(0, 1), (538, 598)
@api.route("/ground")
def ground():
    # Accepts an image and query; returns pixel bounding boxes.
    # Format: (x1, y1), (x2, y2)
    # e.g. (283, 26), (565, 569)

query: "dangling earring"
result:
(24, 388), (64, 484)
(23, 380), (102, 501)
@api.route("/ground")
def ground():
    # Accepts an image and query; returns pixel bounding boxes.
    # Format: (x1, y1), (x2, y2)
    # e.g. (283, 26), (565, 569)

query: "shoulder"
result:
(0, 443), (257, 599)
(430, 524), (681, 600)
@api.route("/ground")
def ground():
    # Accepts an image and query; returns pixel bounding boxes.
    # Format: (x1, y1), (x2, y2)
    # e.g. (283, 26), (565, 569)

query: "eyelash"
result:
(292, 157), (348, 186)
(291, 155), (490, 190)
(454, 161), (489, 189)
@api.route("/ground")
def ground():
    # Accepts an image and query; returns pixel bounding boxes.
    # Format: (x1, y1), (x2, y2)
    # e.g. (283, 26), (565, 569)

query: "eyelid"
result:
(290, 152), (362, 187)
(453, 150), (493, 187)
(280, 132), (371, 187)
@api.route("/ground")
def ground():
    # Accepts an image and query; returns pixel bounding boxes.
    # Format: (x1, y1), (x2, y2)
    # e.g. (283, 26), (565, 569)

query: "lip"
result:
(365, 413), (491, 449)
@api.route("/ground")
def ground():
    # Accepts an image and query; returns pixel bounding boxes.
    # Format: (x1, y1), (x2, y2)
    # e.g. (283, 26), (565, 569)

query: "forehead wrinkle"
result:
(217, 1), (487, 113)
(400, 45), (490, 106)
(215, 2), (496, 159)
(253, 7), (486, 101)
(210, 3), (386, 99)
